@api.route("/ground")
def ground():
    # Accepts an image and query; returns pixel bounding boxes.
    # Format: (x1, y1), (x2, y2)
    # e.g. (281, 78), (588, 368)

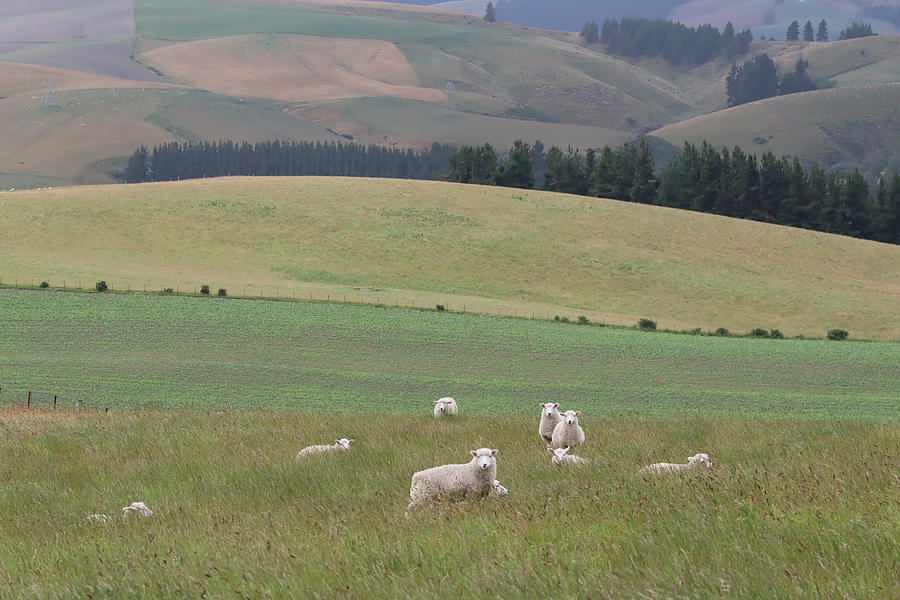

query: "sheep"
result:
(407, 448), (499, 512)
(433, 397), (458, 418)
(492, 479), (509, 496)
(538, 402), (563, 445)
(122, 501), (153, 517)
(296, 438), (354, 458)
(640, 453), (712, 475)
(551, 410), (585, 449)
(547, 446), (588, 465)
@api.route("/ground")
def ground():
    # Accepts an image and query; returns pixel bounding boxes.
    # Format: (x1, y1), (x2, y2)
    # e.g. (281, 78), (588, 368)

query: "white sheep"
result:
(122, 501), (153, 517)
(538, 402), (563, 445)
(433, 397), (458, 418)
(640, 453), (712, 474)
(547, 446), (588, 465)
(492, 479), (509, 496)
(407, 448), (499, 511)
(296, 438), (354, 457)
(551, 410), (585, 449)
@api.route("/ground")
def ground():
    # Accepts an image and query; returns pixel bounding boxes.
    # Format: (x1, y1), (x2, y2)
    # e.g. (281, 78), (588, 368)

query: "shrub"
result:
(827, 328), (849, 341)
(770, 329), (784, 339)
(554, 315), (561, 321)
(39, 281), (49, 288)
(217, 288), (227, 297)
(577, 315), (590, 325)
(95, 280), (108, 292)
(435, 304), (445, 311)
(715, 327), (729, 336)
(689, 328), (702, 335)
(560, 316), (570, 323)
(637, 318), (656, 330)
(749, 328), (769, 338)
(200, 284), (210, 295)
(163, 288), (174, 293)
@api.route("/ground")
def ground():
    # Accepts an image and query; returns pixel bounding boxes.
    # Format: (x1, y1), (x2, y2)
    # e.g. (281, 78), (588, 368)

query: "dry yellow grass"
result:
(0, 176), (897, 339)
(0, 62), (176, 97)
(139, 33), (445, 104)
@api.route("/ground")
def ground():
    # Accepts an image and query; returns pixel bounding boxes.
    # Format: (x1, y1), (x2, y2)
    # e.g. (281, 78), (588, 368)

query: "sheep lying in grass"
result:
(433, 397), (458, 418)
(551, 410), (585, 449)
(492, 479), (509, 496)
(296, 438), (354, 458)
(407, 448), (498, 512)
(122, 502), (153, 517)
(640, 453), (712, 474)
(548, 446), (587, 465)
(538, 403), (562, 445)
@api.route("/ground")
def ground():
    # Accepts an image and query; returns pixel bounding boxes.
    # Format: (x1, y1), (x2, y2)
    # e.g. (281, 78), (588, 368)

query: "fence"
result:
(0, 386), (94, 410)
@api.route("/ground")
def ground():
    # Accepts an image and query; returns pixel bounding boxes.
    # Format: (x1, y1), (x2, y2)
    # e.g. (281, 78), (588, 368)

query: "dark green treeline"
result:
(448, 140), (899, 244)
(124, 140), (454, 183)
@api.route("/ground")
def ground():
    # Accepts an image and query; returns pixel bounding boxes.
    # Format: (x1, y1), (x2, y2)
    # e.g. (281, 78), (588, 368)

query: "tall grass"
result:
(1, 409), (897, 598)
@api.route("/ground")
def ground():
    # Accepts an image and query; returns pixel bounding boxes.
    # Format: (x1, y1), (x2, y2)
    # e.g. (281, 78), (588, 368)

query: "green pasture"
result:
(1, 410), (897, 598)
(1, 288), (897, 419)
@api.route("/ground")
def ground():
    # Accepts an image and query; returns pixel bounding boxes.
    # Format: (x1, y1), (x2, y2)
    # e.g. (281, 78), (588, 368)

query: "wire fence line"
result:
(0, 386), (94, 410)
(0, 278), (598, 324)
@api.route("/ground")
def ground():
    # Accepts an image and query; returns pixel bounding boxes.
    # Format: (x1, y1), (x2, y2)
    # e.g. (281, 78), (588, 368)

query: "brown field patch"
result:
(0, 62), (175, 97)
(139, 33), (445, 104)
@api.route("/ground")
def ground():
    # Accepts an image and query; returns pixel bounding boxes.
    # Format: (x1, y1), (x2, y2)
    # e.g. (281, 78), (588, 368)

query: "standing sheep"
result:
(538, 402), (563, 445)
(547, 446), (588, 465)
(551, 410), (585, 449)
(407, 448), (498, 512)
(640, 453), (712, 474)
(296, 438), (354, 458)
(433, 397), (458, 419)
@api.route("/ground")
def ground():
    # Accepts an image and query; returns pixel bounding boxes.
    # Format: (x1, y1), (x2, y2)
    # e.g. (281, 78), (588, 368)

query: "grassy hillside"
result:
(1, 177), (897, 339)
(651, 83), (900, 167)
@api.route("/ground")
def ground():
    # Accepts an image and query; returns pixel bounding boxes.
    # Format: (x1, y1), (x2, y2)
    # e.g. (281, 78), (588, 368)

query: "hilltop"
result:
(0, 177), (897, 339)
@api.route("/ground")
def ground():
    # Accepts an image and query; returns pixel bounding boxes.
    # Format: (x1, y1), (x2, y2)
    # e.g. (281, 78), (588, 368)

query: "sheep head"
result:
(470, 448), (499, 469)
(688, 453), (711, 468)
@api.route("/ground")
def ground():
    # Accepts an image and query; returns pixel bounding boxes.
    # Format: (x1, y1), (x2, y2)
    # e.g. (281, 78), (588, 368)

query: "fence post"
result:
(27, 391), (31, 408)
(54, 395), (57, 409)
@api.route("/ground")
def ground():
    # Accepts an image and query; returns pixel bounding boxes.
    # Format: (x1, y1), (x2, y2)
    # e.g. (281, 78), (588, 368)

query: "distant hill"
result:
(1, 177), (897, 339)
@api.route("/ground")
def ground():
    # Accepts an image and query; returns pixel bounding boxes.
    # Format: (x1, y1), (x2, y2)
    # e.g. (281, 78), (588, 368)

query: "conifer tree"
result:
(803, 20), (815, 42)
(816, 19), (828, 42)
(787, 20), (800, 41)
(484, 1), (496, 22)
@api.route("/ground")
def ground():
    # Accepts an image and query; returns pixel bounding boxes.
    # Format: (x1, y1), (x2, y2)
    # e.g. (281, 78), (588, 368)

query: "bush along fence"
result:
(0, 278), (851, 340)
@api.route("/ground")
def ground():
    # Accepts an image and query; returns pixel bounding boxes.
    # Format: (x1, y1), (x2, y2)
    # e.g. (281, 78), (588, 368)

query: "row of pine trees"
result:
(446, 140), (899, 244)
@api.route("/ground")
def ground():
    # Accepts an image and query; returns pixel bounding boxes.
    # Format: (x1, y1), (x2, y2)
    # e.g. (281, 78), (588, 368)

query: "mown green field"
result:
(2, 288), (897, 420)
(1, 410), (897, 599)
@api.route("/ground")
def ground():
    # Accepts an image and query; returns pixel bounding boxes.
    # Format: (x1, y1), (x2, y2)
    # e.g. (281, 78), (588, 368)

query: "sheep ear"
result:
(433, 400), (440, 403)
(491, 449), (499, 456)
(574, 411), (581, 415)
(564, 446), (570, 453)
(553, 403), (559, 408)
(540, 403), (546, 408)
(348, 439), (355, 444)
(471, 450), (478, 457)
(547, 447), (555, 454)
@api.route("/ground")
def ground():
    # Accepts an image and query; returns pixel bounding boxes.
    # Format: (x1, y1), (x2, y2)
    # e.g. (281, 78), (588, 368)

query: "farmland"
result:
(1, 177), (898, 340)
(2, 288), (898, 419)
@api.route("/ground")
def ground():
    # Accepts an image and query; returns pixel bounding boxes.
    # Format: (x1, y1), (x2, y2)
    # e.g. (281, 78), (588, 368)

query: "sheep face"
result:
(562, 410), (581, 425)
(334, 438), (355, 450)
(548, 446), (570, 459)
(471, 448), (498, 470)
(688, 453), (711, 468)
(540, 402), (560, 417)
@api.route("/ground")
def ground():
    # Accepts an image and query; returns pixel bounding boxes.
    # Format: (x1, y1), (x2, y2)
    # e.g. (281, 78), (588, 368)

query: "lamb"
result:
(492, 479), (509, 496)
(296, 438), (354, 457)
(407, 448), (499, 512)
(640, 453), (712, 474)
(538, 402), (563, 445)
(551, 410), (585, 449)
(433, 397), (458, 419)
(122, 501), (153, 517)
(548, 446), (588, 465)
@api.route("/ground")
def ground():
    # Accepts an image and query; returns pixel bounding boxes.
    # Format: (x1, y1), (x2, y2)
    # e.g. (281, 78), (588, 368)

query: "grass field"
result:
(1, 409), (897, 598)
(1, 177), (898, 339)
(2, 288), (898, 419)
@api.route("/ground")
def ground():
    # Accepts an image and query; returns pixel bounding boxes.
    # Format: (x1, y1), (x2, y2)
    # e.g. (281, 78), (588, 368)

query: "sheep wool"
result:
(538, 402), (563, 445)
(433, 397), (459, 418)
(296, 438), (355, 458)
(548, 446), (588, 465)
(407, 448), (498, 511)
(551, 410), (585, 449)
(640, 453), (712, 474)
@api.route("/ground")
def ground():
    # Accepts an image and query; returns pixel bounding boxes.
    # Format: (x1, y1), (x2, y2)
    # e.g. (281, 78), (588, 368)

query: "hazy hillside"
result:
(1, 177), (897, 339)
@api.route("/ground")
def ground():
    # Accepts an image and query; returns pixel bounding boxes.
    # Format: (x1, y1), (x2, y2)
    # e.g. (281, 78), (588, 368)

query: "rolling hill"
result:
(0, 177), (897, 339)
